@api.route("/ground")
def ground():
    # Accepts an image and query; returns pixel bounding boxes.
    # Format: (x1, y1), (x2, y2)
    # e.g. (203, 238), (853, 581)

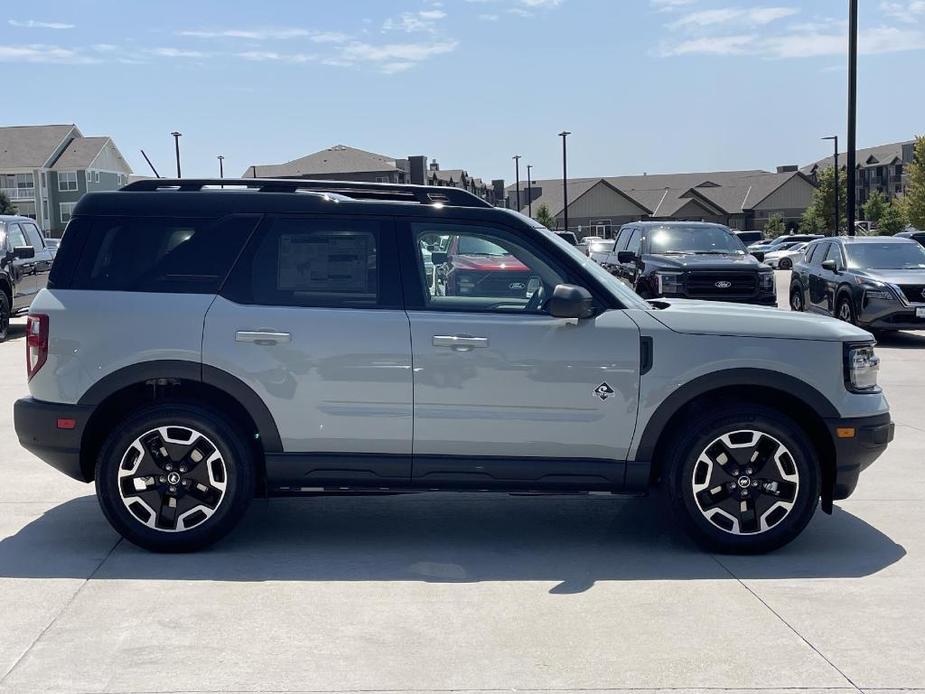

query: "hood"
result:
(451, 254), (529, 272)
(648, 298), (872, 342)
(644, 253), (764, 271)
(856, 268), (925, 286)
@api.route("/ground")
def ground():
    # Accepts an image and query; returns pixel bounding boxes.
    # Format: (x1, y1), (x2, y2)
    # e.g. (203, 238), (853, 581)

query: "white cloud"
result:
(379, 61), (416, 74)
(8, 19), (75, 30)
(669, 7), (799, 30)
(0, 44), (95, 64)
(650, 0), (696, 11)
(179, 27), (312, 40)
(151, 47), (208, 58)
(341, 39), (458, 63)
(237, 50), (317, 63)
(383, 10), (447, 33)
(309, 32), (351, 44)
(880, 1), (925, 22)
(479, 13), (500, 21)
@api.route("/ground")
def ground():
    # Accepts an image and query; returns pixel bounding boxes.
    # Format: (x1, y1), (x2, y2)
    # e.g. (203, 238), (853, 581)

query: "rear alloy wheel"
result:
(96, 403), (255, 552)
(779, 258), (793, 270)
(667, 405), (819, 553)
(0, 292), (9, 343)
(789, 286), (804, 312)
(837, 296), (855, 324)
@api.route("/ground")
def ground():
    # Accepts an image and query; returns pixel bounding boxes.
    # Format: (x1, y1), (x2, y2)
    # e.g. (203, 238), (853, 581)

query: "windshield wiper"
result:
(691, 250), (736, 255)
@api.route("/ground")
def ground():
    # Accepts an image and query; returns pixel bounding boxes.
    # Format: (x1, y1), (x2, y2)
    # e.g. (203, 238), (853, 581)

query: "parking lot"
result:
(1, 270), (924, 694)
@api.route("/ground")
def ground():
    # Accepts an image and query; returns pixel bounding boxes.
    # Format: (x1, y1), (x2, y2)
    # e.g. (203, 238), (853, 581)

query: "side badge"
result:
(594, 382), (615, 401)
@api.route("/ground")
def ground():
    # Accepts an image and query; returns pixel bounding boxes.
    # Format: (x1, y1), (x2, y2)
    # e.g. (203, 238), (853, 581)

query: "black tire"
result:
(0, 291), (9, 343)
(665, 404), (820, 554)
(779, 258), (792, 270)
(836, 295), (856, 324)
(789, 285), (804, 312)
(95, 402), (255, 552)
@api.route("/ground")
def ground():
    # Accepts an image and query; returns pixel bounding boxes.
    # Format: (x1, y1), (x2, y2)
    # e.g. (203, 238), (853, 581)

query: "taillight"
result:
(26, 314), (49, 381)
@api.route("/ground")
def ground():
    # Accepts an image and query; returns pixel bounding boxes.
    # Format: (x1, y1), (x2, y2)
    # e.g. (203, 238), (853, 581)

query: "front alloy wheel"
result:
(0, 292), (10, 343)
(790, 287), (804, 312)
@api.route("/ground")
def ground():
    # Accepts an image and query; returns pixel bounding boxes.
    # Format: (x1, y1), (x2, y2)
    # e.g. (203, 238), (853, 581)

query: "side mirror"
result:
(751, 251), (765, 262)
(821, 259), (838, 272)
(546, 284), (595, 319)
(13, 246), (35, 260)
(431, 251), (448, 265)
(617, 250), (638, 264)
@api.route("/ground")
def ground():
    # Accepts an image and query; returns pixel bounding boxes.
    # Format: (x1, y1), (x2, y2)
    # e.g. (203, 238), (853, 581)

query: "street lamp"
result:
(822, 136), (839, 235)
(558, 131), (571, 233)
(846, 0), (858, 236)
(526, 164), (533, 218)
(170, 131), (182, 178)
(513, 155), (522, 210)
(217, 155), (225, 179)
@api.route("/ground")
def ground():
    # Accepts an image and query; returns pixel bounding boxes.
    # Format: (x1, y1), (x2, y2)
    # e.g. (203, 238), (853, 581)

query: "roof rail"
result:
(120, 178), (494, 208)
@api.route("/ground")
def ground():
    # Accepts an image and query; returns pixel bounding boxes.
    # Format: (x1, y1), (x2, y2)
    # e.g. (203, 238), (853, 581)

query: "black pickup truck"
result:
(1, 215), (54, 342)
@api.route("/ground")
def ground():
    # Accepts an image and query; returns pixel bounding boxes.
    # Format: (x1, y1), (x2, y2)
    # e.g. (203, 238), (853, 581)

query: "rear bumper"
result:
(13, 397), (93, 482)
(825, 411), (894, 500)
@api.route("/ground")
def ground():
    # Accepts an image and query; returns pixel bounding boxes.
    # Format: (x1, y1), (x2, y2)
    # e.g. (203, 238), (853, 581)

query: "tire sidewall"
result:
(668, 406), (820, 553)
(0, 292), (9, 342)
(790, 285), (804, 312)
(837, 295), (855, 324)
(95, 403), (254, 552)
(780, 258), (792, 270)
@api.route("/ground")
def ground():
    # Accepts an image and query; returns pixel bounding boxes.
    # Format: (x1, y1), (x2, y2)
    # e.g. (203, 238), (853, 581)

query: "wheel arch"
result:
(78, 360), (281, 486)
(637, 369), (838, 512)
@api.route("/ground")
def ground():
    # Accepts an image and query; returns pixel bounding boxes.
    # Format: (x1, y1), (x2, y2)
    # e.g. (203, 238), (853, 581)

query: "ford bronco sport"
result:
(14, 179), (893, 553)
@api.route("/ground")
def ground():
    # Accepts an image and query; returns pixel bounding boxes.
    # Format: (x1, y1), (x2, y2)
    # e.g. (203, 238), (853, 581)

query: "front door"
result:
(5, 223), (34, 310)
(203, 214), (413, 488)
(402, 219), (641, 490)
(23, 222), (52, 293)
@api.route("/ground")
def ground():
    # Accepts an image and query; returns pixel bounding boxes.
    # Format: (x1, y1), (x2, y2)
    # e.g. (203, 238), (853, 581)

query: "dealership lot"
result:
(1, 271), (925, 694)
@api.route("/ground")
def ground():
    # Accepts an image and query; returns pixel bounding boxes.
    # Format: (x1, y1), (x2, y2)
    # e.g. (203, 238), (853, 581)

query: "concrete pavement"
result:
(1, 276), (923, 693)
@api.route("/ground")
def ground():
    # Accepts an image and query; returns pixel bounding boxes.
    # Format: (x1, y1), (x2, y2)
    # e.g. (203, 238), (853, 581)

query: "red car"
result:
(438, 236), (537, 298)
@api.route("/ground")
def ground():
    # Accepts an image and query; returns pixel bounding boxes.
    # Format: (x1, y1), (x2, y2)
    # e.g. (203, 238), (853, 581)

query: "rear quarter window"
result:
(68, 215), (259, 293)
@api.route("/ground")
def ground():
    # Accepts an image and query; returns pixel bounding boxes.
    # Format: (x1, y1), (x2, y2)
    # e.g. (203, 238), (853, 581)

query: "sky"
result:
(2, 0), (924, 182)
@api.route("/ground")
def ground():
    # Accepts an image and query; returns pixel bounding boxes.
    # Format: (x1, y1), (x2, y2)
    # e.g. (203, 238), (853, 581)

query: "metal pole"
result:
(140, 149), (160, 178)
(513, 155), (521, 211)
(217, 155), (224, 179)
(170, 131), (182, 178)
(823, 136), (839, 234)
(559, 131), (571, 232)
(846, 0), (858, 236)
(527, 164), (533, 217)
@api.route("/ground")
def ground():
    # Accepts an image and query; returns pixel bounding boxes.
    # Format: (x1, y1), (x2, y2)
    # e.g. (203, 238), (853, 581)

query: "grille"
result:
(686, 271), (757, 298)
(457, 271), (537, 298)
(898, 285), (925, 304)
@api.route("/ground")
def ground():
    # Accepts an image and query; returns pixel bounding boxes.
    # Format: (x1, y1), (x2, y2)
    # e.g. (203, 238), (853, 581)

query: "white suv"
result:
(14, 179), (893, 553)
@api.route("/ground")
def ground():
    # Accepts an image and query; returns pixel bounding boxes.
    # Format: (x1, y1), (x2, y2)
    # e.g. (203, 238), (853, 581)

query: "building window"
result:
(895, 165), (903, 177)
(86, 171), (92, 184)
(59, 202), (77, 223)
(58, 171), (78, 192)
(375, 176), (388, 183)
(95, 170), (100, 183)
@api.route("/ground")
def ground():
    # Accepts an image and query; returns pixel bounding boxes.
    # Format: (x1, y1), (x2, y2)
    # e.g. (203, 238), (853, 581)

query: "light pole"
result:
(513, 155), (521, 210)
(846, 0), (858, 236)
(170, 131), (182, 178)
(526, 164), (533, 218)
(559, 131), (571, 232)
(822, 136), (839, 235)
(217, 155), (225, 179)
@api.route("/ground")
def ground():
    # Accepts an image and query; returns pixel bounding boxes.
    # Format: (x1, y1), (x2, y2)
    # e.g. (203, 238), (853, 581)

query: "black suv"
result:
(789, 236), (925, 330)
(1, 214), (54, 341)
(601, 221), (776, 304)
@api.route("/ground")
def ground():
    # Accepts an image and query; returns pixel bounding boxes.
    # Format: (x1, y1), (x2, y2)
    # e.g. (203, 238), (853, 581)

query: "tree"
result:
(902, 135), (925, 230)
(763, 213), (786, 238)
(534, 203), (557, 229)
(804, 166), (848, 235)
(878, 202), (907, 236)
(0, 192), (16, 215)
(862, 190), (888, 227)
(799, 207), (825, 235)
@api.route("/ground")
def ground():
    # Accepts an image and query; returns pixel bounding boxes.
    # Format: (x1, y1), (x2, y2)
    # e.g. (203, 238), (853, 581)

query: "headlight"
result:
(655, 271), (683, 295)
(844, 343), (880, 393)
(758, 271), (775, 292)
(864, 288), (894, 301)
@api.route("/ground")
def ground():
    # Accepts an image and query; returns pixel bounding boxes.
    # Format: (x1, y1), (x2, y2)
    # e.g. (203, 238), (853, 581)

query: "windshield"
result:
(648, 225), (746, 255)
(845, 242), (925, 270)
(589, 240), (615, 253)
(456, 236), (509, 256)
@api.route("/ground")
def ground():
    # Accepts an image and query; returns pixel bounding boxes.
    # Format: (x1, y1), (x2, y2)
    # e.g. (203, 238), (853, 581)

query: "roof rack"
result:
(120, 178), (494, 208)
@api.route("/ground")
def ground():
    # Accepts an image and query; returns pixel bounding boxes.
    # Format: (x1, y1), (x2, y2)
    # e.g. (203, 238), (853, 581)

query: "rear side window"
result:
(6, 223), (28, 249)
(223, 215), (398, 308)
(70, 215), (258, 293)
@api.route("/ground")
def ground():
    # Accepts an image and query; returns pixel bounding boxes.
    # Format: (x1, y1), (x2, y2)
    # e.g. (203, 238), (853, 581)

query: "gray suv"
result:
(14, 179), (893, 553)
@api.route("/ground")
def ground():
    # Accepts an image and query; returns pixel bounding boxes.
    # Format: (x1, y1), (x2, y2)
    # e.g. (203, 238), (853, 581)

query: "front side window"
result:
(823, 243), (844, 268)
(58, 171), (78, 192)
(846, 242), (925, 270)
(224, 217), (383, 308)
(625, 229), (642, 255)
(24, 223), (45, 249)
(413, 223), (567, 313)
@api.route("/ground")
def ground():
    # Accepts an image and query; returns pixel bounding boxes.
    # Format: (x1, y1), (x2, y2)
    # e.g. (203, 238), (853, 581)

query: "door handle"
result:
(432, 335), (489, 351)
(235, 330), (292, 345)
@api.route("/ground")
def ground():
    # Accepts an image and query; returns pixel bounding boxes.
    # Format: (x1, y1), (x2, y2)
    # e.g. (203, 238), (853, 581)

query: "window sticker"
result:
(278, 233), (371, 293)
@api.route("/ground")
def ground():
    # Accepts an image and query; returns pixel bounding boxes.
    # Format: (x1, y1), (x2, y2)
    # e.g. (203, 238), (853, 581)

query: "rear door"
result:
(203, 214), (413, 488)
(401, 218), (640, 490)
(5, 223), (34, 309)
(817, 243), (844, 314)
(806, 241), (831, 313)
(22, 222), (52, 293)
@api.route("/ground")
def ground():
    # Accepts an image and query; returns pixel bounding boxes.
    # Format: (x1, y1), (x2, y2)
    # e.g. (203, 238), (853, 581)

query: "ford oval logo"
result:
(509, 282), (526, 290)
(921, 288), (925, 300)
(714, 280), (732, 289)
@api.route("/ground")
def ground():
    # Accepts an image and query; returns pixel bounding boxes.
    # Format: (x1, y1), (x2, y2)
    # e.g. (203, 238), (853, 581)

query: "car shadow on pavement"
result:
(874, 330), (925, 349)
(2, 321), (26, 341)
(0, 493), (905, 592)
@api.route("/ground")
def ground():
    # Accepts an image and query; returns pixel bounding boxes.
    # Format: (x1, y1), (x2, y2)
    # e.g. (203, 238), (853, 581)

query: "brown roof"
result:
(0, 124), (79, 168)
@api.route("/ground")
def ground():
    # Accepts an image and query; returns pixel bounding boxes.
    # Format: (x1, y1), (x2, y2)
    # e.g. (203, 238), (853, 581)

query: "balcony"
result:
(0, 187), (35, 201)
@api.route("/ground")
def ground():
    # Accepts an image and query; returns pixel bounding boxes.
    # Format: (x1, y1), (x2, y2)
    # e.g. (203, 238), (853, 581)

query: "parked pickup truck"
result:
(1, 215), (54, 342)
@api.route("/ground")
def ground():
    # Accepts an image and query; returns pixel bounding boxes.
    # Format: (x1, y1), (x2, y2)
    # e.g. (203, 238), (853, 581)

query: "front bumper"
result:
(13, 397), (93, 482)
(857, 294), (925, 330)
(824, 411), (894, 501)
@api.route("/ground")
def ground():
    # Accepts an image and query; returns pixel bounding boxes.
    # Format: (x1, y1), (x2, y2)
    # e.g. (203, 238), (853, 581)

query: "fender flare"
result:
(78, 359), (282, 453)
(634, 367), (839, 463)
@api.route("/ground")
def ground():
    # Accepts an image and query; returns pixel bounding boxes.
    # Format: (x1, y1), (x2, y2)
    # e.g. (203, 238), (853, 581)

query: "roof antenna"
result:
(140, 149), (161, 178)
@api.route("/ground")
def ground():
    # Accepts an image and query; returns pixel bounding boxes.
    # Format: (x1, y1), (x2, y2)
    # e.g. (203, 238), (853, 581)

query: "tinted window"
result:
(224, 216), (384, 308)
(72, 215), (257, 293)
(807, 242), (828, 265)
(823, 243), (843, 267)
(7, 223), (28, 249)
(845, 242), (925, 270)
